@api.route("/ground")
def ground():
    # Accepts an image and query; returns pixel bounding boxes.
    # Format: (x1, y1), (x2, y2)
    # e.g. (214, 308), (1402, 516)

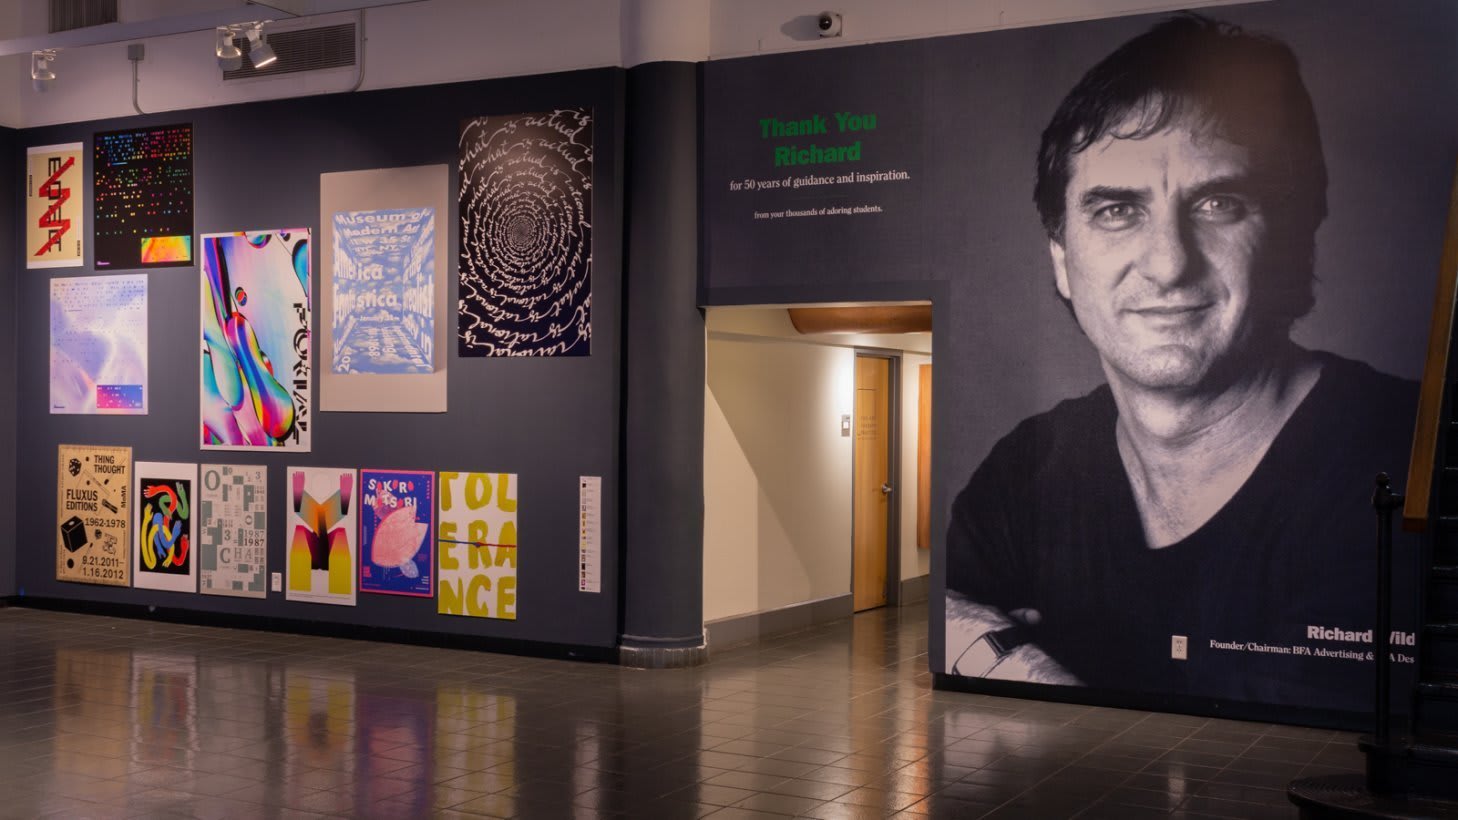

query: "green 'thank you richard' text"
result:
(761, 112), (876, 167)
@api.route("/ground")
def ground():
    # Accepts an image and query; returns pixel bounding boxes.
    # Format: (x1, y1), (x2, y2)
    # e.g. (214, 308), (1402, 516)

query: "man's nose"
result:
(1138, 211), (1194, 286)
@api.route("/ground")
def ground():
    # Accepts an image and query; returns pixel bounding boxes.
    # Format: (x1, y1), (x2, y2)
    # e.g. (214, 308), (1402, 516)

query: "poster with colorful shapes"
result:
(132, 462), (198, 593)
(437, 471), (517, 620)
(286, 466), (357, 606)
(26, 142), (83, 268)
(93, 124), (192, 269)
(200, 229), (312, 451)
(50, 274), (147, 414)
(56, 444), (131, 586)
(359, 469), (434, 597)
(199, 464), (267, 598)
(331, 208), (435, 375)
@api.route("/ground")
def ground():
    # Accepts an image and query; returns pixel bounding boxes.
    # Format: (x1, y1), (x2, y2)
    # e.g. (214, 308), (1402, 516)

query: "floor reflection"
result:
(0, 606), (1363, 819)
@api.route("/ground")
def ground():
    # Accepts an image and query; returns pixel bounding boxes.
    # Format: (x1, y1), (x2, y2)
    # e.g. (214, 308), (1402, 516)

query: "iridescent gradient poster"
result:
(458, 110), (592, 357)
(358, 469), (434, 597)
(26, 142), (83, 268)
(93, 124), (192, 269)
(200, 230), (311, 451)
(50, 274), (147, 414)
(286, 466), (357, 606)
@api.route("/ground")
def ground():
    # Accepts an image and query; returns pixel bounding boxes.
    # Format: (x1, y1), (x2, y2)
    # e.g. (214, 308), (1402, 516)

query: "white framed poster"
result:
(50, 274), (147, 414)
(133, 461), (198, 593)
(199, 464), (268, 598)
(285, 466), (357, 606)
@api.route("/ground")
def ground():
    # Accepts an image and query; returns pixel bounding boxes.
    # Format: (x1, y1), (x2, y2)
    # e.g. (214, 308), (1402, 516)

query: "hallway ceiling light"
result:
(247, 24), (277, 69)
(31, 49), (56, 92)
(215, 26), (242, 71)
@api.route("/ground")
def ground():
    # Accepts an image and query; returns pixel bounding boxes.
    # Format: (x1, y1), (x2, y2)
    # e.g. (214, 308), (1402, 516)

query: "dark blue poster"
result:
(358, 469), (434, 597)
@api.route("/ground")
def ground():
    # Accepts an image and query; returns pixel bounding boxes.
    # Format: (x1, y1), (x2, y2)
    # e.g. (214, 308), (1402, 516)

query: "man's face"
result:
(1051, 115), (1270, 393)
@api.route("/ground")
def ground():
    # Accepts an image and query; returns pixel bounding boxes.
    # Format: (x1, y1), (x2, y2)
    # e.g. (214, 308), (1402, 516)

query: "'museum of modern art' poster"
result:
(458, 110), (592, 357)
(287, 467), (357, 606)
(320, 165), (449, 413)
(437, 471), (517, 620)
(359, 469), (434, 597)
(50, 274), (147, 414)
(199, 464), (267, 598)
(56, 444), (131, 586)
(132, 461), (198, 594)
(93, 124), (192, 269)
(26, 142), (83, 268)
(200, 229), (312, 451)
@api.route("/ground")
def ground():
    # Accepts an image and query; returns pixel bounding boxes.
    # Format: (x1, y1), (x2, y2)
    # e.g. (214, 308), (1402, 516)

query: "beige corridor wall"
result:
(703, 337), (854, 622)
(900, 352), (932, 585)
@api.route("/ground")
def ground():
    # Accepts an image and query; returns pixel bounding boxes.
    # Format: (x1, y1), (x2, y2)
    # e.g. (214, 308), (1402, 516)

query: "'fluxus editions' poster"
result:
(200, 230), (311, 451)
(56, 444), (131, 586)
(26, 142), (83, 268)
(458, 111), (592, 357)
(93, 124), (192, 269)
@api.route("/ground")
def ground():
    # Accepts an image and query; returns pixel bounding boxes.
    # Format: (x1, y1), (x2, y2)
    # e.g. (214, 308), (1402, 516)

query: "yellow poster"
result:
(57, 444), (131, 586)
(26, 142), (83, 268)
(437, 471), (518, 619)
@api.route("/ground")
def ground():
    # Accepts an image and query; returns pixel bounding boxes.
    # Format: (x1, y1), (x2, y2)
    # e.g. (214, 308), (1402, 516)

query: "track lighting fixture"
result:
(31, 50), (56, 92)
(246, 24), (277, 69)
(215, 26), (242, 71)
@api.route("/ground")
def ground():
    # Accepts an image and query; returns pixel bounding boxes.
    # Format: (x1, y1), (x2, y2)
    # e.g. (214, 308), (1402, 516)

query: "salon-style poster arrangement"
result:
(702, 0), (1453, 715)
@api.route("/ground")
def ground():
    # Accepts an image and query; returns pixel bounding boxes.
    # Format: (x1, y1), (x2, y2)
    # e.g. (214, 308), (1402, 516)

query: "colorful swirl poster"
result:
(27, 142), (83, 268)
(200, 229), (312, 451)
(56, 444), (131, 586)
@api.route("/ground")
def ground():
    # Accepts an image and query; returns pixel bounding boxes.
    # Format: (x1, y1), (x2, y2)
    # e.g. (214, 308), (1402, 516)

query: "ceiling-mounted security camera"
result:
(817, 11), (842, 38)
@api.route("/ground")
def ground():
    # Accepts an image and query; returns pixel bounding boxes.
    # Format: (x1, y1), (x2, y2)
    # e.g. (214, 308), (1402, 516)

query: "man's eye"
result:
(1195, 195), (1248, 222)
(1092, 203), (1140, 229)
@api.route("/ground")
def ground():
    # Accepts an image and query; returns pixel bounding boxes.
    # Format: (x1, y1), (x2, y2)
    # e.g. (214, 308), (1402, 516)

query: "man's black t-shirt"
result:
(946, 351), (1418, 711)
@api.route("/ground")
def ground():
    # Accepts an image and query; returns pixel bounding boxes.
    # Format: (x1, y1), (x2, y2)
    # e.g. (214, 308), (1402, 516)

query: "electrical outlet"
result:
(1171, 635), (1188, 660)
(271, 572), (282, 593)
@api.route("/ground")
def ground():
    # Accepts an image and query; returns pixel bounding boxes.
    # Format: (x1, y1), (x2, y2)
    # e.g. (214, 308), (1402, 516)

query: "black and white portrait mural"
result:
(458, 109), (593, 357)
(702, 0), (1456, 718)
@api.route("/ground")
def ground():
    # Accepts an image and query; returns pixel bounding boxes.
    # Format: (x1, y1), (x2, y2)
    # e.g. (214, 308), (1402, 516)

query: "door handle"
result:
(881, 483), (894, 495)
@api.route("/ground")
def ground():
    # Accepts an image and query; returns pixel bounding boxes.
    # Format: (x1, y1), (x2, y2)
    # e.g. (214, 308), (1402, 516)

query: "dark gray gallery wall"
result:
(15, 68), (628, 651)
(619, 61), (705, 652)
(0, 126), (15, 599)
(700, 0), (1458, 719)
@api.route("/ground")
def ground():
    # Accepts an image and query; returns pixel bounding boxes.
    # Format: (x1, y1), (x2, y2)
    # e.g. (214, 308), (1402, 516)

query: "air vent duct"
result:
(224, 22), (357, 80)
(50, 0), (117, 33)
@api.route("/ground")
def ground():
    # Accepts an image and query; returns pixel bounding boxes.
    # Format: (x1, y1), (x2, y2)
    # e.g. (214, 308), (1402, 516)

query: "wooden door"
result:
(853, 355), (891, 611)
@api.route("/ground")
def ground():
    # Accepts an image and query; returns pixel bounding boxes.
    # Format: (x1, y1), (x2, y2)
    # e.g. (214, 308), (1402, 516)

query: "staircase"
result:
(1288, 171), (1458, 817)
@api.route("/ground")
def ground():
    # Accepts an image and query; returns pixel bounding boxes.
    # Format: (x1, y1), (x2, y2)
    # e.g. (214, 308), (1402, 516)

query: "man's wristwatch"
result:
(951, 625), (1029, 677)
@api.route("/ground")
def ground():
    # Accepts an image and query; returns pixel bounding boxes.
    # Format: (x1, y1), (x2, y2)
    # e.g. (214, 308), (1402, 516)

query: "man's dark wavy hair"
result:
(1033, 14), (1327, 330)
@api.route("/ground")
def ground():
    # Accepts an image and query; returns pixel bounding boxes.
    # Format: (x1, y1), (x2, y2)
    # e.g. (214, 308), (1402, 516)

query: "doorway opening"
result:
(701, 303), (932, 646)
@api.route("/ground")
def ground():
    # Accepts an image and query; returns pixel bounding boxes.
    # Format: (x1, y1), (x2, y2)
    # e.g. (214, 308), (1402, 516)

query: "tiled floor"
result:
(0, 604), (1361, 819)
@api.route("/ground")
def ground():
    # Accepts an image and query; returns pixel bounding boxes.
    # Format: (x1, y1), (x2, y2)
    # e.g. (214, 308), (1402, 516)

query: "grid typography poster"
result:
(56, 444), (131, 586)
(50, 274), (147, 414)
(200, 230), (312, 451)
(26, 142), (83, 268)
(287, 467), (357, 606)
(359, 469), (434, 597)
(93, 124), (193, 269)
(132, 462), (198, 594)
(458, 110), (592, 357)
(437, 471), (518, 620)
(199, 464), (268, 598)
